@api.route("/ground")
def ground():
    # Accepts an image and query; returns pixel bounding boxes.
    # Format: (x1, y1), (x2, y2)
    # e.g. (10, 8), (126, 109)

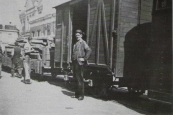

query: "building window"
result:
(32, 31), (35, 37)
(47, 29), (51, 35)
(47, 23), (51, 35)
(5, 25), (16, 30)
(38, 30), (40, 37)
(38, 5), (43, 14)
(27, 16), (29, 21)
(53, 21), (56, 34)
(0, 25), (3, 29)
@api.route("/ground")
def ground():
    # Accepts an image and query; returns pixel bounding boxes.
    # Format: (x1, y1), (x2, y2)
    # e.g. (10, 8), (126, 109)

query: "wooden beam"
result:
(60, 11), (64, 68)
(109, 0), (116, 69)
(90, 0), (100, 46)
(96, 2), (101, 65)
(101, 0), (109, 65)
(89, 1), (100, 64)
(67, 7), (72, 63)
(70, 0), (83, 5)
(86, 0), (90, 44)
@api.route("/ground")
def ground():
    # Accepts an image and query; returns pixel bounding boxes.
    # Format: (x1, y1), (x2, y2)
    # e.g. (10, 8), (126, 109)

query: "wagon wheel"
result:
(51, 68), (56, 78)
(128, 87), (135, 93)
(91, 82), (110, 99)
(30, 68), (35, 75)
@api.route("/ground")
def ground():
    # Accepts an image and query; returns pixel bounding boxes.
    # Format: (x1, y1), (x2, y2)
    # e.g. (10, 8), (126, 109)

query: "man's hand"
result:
(20, 56), (25, 60)
(78, 58), (84, 61)
(30, 48), (35, 52)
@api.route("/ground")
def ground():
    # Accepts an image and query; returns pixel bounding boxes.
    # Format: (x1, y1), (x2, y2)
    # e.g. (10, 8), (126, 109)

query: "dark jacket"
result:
(12, 46), (22, 62)
(72, 39), (92, 65)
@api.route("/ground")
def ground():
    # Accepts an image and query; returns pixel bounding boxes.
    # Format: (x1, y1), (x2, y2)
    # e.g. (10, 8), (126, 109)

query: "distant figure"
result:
(23, 37), (34, 84)
(11, 42), (23, 78)
(71, 29), (92, 100)
(0, 41), (4, 78)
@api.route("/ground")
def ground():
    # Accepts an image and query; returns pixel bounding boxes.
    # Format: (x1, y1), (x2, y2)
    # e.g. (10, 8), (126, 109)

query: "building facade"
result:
(19, 0), (70, 39)
(0, 24), (19, 44)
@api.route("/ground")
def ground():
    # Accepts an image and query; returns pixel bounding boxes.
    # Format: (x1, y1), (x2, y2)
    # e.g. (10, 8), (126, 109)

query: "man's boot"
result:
(11, 69), (15, 77)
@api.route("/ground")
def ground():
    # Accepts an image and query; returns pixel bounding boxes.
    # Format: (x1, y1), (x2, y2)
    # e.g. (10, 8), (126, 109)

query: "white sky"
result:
(0, 0), (70, 31)
(0, 0), (25, 29)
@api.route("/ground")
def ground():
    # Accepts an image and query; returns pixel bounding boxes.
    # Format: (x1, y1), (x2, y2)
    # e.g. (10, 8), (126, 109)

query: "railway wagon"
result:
(52, 0), (154, 95)
(148, 0), (172, 105)
(52, 0), (154, 94)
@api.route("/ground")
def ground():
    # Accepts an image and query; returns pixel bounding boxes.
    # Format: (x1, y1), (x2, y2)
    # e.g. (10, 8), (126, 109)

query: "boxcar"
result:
(148, 0), (172, 105)
(52, 0), (154, 95)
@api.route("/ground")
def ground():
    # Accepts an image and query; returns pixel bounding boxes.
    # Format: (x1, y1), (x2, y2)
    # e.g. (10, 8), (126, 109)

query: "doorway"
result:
(72, 0), (88, 43)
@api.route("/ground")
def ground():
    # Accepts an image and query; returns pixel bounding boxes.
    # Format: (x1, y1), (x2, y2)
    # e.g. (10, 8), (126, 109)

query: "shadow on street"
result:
(19, 74), (173, 115)
(1, 67), (172, 115)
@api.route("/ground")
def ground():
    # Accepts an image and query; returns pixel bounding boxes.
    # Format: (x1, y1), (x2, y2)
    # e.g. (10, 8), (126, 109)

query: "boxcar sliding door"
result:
(87, 0), (115, 71)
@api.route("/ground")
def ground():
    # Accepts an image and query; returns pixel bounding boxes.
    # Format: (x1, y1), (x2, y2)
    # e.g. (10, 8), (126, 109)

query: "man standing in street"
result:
(23, 37), (34, 84)
(71, 29), (92, 100)
(11, 42), (23, 78)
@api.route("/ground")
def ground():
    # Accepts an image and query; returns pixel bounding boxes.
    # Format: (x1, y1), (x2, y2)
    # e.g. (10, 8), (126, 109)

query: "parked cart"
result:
(30, 37), (55, 78)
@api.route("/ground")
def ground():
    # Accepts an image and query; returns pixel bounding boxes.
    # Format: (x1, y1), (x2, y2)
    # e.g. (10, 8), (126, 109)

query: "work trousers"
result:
(11, 58), (23, 76)
(72, 60), (84, 97)
(24, 55), (31, 80)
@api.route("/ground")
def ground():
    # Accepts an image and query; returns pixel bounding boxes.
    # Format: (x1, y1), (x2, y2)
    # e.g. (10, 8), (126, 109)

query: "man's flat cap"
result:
(75, 29), (83, 34)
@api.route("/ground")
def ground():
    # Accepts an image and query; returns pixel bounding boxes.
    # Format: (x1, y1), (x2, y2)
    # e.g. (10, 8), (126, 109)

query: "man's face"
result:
(75, 33), (82, 41)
